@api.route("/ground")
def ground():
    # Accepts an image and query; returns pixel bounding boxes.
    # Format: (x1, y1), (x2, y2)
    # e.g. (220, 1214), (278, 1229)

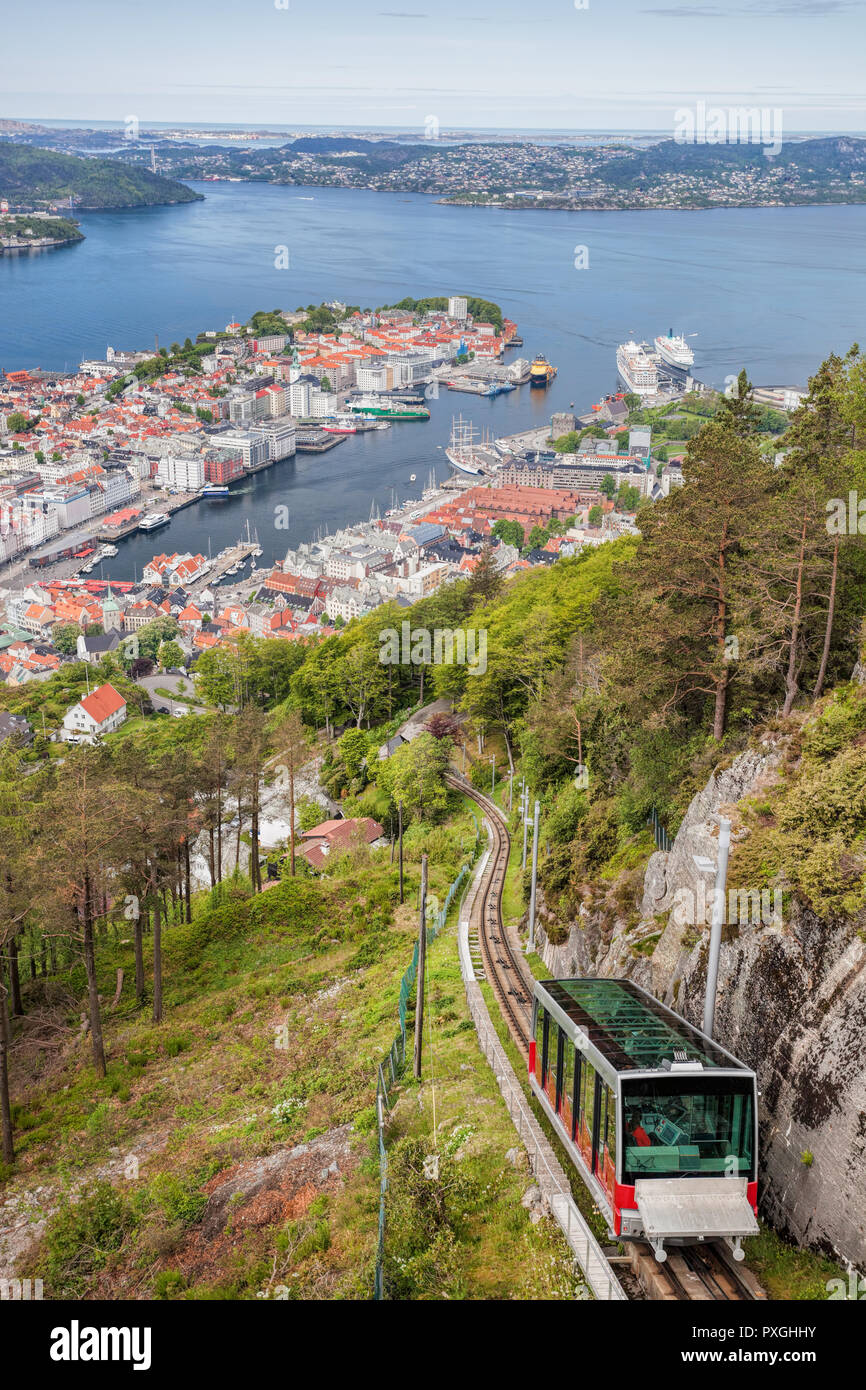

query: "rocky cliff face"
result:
(535, 744), (866, 1267)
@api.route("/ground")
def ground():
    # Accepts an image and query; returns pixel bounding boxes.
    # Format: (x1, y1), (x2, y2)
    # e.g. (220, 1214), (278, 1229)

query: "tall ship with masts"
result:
(445, 416), (499, 479)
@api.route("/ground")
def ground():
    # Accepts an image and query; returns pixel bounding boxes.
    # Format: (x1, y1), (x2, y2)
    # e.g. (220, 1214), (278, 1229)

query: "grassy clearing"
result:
(4, 799), (486, 1300)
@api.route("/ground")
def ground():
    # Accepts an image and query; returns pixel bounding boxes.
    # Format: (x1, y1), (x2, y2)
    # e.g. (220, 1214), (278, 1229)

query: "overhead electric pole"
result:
(413, 854), (428, 1080)
(398, 799), (404, 904)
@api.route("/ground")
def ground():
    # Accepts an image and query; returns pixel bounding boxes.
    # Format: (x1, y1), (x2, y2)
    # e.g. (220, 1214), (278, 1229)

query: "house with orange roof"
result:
(20, 603), (57, 640)
(299, 817), (386, 871)
(62, 682), (127, 744)
(177, 604), (204, 635)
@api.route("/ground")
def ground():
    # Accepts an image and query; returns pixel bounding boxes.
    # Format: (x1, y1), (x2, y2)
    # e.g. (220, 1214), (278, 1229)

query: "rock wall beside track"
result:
(533, 746), (866, 1272)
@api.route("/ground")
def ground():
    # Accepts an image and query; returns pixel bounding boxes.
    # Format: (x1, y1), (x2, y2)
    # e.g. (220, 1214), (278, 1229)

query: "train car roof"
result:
(534, 977), (752, 1076)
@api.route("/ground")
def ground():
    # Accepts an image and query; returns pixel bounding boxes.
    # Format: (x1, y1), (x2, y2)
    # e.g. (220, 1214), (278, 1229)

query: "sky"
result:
(3, 0), (865, 133)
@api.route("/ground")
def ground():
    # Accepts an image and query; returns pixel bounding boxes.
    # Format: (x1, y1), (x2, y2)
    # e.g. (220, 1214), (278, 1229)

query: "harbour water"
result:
(2, 182), (864, 575)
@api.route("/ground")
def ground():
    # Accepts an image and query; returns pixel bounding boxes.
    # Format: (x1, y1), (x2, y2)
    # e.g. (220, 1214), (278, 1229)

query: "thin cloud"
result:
(643, 0), (855, 15)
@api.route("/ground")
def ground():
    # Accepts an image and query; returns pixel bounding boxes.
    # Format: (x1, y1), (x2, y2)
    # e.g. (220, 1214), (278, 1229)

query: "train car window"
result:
(572, 1051), (582, 1142)
(560, 1037), (575, 1132)
(620, 1077), (755, 1182)
(578, 1057), (595, 1166)
(534, 1005), (546, 1084)
(592, 1078), (606, 1175)
(602, 1083), (617, 1197)
(555, 1029), (565, 1110)
(545, 1021), (559, 1104)
(606, 1085), (617, 1176)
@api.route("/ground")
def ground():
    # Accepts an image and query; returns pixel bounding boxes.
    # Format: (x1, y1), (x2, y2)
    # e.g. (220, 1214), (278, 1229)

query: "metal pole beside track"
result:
(528, 799), (540, 953)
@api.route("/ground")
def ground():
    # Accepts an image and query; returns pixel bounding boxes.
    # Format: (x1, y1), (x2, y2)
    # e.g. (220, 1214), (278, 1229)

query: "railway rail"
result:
(449, 770), (764, 1304)
(445, 774), (531, 1050)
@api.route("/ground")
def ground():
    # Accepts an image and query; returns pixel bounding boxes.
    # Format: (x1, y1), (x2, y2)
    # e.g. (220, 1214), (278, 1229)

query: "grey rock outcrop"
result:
(535, 741), (866, 1267)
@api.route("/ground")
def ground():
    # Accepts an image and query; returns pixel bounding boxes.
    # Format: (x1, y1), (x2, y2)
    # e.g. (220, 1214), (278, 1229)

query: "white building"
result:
(448, 296), (468, 321)
(250, 418), (296, 461)
(62, 683), (127, 744)
(156, 454), (206, 491)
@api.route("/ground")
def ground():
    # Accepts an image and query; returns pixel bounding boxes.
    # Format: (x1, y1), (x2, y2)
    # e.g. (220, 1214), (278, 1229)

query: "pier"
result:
(295, 429), (347, 453)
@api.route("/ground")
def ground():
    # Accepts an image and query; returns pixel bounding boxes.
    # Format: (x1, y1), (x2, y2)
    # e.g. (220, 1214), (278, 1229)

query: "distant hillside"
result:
(604, 135), (866, 189)
(0, 144), (203, 209)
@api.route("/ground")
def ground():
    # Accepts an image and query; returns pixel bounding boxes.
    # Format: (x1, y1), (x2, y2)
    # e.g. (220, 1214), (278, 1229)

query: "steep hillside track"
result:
(445, 773), (532, 1050)
(449, 771), (765, 1304)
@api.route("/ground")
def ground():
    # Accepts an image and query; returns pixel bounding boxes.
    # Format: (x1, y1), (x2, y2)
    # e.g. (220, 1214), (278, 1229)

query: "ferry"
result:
(529, 355), (557, 387)
(138, 512), (170, 533)
(346, 394), (430, 421)
(201, 483), (230, 497)
(616, 341), (659, 397)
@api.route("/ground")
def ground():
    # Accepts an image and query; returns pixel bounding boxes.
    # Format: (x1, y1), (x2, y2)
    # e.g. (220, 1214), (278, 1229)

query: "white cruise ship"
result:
(616, 341), (659, 397)
(654, 330), (695, 374)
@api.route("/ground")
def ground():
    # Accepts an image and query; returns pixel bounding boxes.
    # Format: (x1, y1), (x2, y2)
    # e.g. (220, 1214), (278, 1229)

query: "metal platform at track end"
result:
(635, 1177), (759, 1241)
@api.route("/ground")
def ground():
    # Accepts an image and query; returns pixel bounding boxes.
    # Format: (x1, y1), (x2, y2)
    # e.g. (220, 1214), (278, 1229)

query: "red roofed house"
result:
(62, 682), (127, 744)
(299, 817), (386, 871)
(177, 604), (204, 635)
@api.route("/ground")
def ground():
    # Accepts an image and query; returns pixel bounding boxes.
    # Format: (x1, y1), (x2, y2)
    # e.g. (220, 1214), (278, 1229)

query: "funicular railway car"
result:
(529, 978), (759, 1263)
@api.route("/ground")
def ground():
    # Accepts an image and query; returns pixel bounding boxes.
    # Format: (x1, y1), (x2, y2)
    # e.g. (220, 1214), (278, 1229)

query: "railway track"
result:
(450, 771), (765, 1305)
(446, 773), (532, 1050)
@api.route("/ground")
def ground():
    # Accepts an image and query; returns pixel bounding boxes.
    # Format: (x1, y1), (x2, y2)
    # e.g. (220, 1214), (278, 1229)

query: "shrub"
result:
(41, 1182), (134, 1296)
(150, 1172), (207, 1226)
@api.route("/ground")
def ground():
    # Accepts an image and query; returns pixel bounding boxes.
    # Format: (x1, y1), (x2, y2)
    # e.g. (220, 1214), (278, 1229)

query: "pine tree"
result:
(466, 543), (503, 606)
(603, 421), (775, 740)
(715, 368), (761, 438)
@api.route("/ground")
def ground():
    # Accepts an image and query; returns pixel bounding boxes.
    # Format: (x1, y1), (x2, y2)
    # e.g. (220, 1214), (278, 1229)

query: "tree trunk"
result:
(712, 668), (729, 742)
(134, 916), (145, 1004)
(251, 778), (261, 892)
(184, 838), (192, 922)
(289, 766), (296, 877)
(208, 827), (215, 889)
(152, 885), (163, 1024)
(782, 509), (808, 717)
(82, 874), (106, 1077)
(813, 536), (839, 700)
(8, 937), (22, 1017)
(711, 534), (731, 741)
(0, 980), (13, 1164)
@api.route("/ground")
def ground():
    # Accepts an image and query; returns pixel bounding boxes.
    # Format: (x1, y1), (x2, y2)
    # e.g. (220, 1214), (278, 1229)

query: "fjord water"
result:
(1, 181), (863, 574)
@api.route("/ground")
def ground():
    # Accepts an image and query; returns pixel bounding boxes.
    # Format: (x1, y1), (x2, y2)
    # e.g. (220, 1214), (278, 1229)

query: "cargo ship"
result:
(529, 354), (557, 387)
(346, 393), (430, 421)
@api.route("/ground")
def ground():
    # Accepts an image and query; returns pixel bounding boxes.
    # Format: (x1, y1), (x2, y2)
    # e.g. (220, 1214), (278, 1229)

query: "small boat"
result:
(409, 474), (417, 482)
